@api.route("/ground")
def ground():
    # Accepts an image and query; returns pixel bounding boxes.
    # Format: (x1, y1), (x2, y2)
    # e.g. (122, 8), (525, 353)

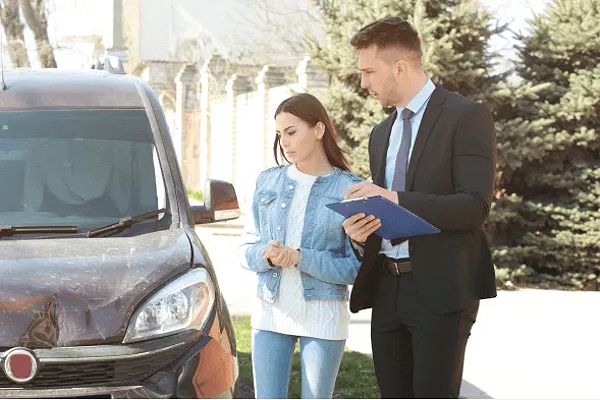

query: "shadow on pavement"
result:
(461, 379), (493, 398)
(460, 379), (493, 399)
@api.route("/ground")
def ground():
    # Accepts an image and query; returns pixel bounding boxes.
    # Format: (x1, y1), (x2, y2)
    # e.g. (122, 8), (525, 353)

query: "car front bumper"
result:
(0, 315), (237, 398)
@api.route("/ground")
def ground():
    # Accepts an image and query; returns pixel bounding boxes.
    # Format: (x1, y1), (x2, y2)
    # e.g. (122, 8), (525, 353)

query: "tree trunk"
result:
(0, 0), (31, 67)
(19, 0), (56, 68)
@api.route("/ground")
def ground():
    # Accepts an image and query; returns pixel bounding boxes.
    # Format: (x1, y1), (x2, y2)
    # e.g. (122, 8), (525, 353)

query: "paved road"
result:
(196, 223), (600, 399)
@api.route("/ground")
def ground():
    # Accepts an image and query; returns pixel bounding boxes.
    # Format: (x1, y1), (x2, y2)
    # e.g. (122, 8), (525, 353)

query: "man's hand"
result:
(342, 182), (394, 244)
(345, 181), (397, 203)
(263, 240), (300, 268)
(342, 213), (381, 244)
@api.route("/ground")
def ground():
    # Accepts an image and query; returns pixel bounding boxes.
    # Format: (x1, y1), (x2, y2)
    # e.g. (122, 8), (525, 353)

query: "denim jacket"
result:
(239, 165), (363, 303)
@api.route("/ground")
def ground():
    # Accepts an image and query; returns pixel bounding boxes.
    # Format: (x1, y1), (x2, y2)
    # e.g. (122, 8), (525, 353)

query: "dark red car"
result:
(0, 66), (239, 398)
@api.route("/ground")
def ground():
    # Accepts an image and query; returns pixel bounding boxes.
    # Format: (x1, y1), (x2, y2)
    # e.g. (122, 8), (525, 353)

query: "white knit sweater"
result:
(251, 165), (350, 340)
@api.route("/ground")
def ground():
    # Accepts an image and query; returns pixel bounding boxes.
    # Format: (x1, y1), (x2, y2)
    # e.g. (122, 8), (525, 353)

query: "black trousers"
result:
(371, 269), (479, 398)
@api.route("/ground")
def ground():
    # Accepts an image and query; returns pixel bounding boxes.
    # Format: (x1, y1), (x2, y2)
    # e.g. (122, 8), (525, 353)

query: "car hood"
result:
(0, 228), (192, 347)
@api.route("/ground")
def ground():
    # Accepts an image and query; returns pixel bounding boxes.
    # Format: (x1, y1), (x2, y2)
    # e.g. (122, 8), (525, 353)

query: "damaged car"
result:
(0, 65), (239, 398)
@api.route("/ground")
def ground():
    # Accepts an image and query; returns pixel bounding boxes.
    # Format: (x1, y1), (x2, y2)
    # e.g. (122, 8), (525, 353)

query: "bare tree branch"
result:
(0, 0), (30, 67)
(231, 0), (323, 64)
(19, 0), (56, 67)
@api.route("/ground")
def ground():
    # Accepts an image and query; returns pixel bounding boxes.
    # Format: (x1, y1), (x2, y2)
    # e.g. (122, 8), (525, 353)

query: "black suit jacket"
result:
(350, 86), (497, 314)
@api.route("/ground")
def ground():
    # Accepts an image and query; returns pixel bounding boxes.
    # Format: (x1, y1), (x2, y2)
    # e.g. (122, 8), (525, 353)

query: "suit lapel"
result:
(373, 110), (396, 186)
(406, 86), (447, 189)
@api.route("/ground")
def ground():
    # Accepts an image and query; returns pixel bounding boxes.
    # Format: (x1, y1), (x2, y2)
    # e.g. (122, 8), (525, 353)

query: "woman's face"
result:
(275, 112), (324, 165)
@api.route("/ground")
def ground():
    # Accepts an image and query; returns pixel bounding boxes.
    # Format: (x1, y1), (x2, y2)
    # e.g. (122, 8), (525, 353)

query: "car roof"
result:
(0, 69), (147, 110)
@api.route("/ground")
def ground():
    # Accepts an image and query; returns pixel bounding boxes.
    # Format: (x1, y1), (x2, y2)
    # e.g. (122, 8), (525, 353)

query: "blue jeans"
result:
(251, 329), (346, 399)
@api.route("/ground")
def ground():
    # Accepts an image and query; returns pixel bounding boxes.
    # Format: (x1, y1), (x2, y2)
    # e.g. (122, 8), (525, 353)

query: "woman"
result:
(239, 93), (369, 398)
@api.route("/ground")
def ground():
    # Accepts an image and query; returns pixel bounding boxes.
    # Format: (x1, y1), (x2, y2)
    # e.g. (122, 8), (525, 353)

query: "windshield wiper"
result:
(86, 208), (167, 238)
(0, 225), (78, 238)
(0, 209), (167, 239)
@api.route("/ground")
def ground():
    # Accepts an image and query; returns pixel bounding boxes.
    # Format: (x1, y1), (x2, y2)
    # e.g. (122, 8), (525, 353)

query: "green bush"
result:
(488, 0), (600, 289)
(309, 0), (503, 178)
(186, 189), (204, 202)
(311, 0), (600, 289)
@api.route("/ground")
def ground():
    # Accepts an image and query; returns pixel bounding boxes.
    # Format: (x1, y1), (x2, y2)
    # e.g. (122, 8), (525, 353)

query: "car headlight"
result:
(123, 268), (215, 343)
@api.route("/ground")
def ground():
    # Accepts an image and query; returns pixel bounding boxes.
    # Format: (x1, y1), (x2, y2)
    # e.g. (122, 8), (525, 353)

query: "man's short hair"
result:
(351, 16), (422, 55)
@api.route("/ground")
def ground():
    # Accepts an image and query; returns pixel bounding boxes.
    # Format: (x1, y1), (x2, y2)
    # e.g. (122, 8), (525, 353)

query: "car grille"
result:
(0, 344), (188, 388)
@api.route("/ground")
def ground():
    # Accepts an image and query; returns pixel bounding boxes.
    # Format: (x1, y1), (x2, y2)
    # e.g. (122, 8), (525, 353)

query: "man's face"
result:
(356, 45), (402, 107)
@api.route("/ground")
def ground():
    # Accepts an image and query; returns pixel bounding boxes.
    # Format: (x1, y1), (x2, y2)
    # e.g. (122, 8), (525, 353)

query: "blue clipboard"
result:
(326, 195), (440, 240)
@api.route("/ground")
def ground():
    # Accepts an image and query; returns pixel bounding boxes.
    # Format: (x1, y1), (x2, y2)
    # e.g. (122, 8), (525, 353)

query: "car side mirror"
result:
(191, 180), (240, 225)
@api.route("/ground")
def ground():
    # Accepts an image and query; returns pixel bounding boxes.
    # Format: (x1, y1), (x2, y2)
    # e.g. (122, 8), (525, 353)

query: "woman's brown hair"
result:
(273, 93), (350, 171)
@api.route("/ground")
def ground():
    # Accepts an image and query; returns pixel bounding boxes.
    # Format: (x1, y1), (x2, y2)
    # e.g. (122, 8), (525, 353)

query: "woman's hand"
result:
(263, 240), (300, 268)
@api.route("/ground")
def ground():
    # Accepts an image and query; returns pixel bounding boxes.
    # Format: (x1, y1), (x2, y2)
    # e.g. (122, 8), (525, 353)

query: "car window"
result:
(0, 109), (169, 230)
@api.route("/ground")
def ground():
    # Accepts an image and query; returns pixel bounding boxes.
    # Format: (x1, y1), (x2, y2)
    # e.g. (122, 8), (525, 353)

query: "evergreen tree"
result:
(309, 0), (504, 177)
(488, 0), (600, 289)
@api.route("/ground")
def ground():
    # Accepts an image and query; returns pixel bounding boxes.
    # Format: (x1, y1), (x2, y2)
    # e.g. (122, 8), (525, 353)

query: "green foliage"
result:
(310, 0), (600, 289)
(186, 189), (204, 202)
(309, 0), (504, 178)
(488, 0), (600, 289)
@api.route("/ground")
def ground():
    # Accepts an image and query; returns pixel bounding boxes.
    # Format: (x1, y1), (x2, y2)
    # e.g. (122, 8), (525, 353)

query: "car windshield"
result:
(0, 109), (168, 230)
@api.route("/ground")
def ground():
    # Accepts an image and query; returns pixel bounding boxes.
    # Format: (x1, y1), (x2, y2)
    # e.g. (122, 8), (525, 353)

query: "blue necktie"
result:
(391, 108), (415, 191)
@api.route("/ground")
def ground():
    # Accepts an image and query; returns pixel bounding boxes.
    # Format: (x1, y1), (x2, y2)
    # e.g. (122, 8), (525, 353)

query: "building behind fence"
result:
(141, 55), (328, 211)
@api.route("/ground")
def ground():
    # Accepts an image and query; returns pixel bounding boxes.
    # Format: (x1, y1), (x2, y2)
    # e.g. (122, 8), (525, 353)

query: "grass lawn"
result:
(232, 316), (379, 398)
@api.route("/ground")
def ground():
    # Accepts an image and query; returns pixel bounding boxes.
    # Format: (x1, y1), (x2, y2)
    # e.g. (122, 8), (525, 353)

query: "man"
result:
(342, 17), (497, 398)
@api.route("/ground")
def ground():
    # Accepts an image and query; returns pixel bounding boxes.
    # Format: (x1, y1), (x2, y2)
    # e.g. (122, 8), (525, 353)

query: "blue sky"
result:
(483, 0), (551, 65)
